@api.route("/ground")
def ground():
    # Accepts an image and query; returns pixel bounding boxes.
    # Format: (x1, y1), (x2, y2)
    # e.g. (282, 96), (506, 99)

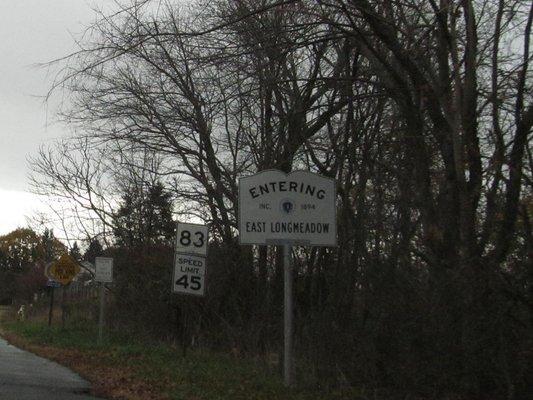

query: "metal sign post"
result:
(98, 282), (105, 344)
(48, 286), (55, 327)
(45, 262), (65, 328)
(283, 243), (293, 387)
(95, 257), (113, 344)
(61, 284), (67, 329)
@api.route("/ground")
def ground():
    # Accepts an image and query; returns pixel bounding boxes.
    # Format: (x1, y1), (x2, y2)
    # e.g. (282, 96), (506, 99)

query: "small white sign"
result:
(95, 257), (113, 283)
(239, 170), (337, 246)
(175, 223), (208, 256)
(172, 254), (206, 296)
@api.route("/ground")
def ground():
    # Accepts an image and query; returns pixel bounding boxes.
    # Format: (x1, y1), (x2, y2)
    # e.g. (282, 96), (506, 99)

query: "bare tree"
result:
(27, 0), (532, 397)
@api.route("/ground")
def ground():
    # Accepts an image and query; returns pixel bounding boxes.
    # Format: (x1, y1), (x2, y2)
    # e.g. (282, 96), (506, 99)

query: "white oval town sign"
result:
(239, 170), (336, 246)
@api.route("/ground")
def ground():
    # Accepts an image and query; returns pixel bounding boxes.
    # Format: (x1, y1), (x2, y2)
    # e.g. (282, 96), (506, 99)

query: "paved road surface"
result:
(0, 336), (105, 399)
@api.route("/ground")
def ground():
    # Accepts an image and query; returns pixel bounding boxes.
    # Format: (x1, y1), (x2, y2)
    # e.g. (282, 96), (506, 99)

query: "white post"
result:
(98, 282), (105, 344)
(283, 244), (293, 387)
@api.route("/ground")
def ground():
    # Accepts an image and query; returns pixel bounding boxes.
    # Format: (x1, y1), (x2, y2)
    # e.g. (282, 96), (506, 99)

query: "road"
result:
(0, 307), (105, 400)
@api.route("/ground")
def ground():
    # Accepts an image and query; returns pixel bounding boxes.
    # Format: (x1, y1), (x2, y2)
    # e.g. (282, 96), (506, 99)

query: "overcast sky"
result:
(0, 1), (104, 235)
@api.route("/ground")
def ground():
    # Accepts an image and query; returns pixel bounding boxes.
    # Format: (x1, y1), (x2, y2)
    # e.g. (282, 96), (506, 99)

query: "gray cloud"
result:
(0, 0), (102, 191)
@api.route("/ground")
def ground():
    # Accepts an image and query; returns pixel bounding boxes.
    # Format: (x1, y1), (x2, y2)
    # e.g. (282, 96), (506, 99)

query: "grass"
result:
(1, 312), (357, 400)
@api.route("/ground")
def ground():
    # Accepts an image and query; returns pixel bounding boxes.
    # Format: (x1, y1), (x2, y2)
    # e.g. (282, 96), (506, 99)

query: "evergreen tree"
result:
(69, 241), (82, 261)
(83, 238), (104, 264)
(113, 181), (174, 247)
(41, 228), (64, 262)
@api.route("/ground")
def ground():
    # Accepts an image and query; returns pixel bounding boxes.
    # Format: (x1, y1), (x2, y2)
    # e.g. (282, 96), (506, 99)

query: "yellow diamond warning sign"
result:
(46, 254), (80, 285)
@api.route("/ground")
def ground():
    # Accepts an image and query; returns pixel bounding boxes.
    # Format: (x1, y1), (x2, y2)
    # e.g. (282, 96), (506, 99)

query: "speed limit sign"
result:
(174, 222), (208, 296)
(173, 254), (206, 296)
(175, 223), (208, 256)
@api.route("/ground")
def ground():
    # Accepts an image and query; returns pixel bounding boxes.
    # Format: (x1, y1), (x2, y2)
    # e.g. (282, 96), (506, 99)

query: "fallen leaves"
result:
(3, 332), (171, 400)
